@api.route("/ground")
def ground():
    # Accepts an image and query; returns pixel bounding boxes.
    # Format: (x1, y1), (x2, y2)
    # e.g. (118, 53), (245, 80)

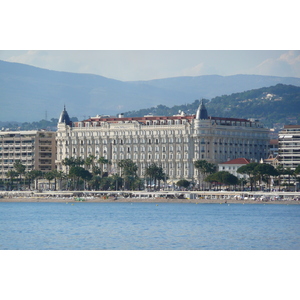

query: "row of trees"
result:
(236, 162), (300, 191)
(176, 160), (300, 191)
(5, 161), (66, 191)
(3, 157), (300, 192)
(61, 157), (169, 191)
(3, 156), (168, 192)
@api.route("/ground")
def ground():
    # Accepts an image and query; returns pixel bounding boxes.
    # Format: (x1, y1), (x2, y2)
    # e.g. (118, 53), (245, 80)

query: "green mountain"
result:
(123, 84), (300, 128)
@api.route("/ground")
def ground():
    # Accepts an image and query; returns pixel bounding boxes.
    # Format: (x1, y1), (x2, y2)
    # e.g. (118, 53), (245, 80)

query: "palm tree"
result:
(44, 171), (55, 190)
(254, 164), (278, 190)
(145, 163), (167, 190)
(194, 160), (216, 190)
(237, 162), (259, 191)
(25, 170), (36, 190)
(85, 155), (102, 176)
(276, 164), (285, 191)
(194, 160), (206, 190)
(31, 170), (43, 190)
(118, 159), (138, 190)
(238, 178), (247, 191)
(110, 173), (122, 191)
(98, 156), (110, 177)
(6, 170), (18, 190)
(50, 170), (65, 191)
(85, 154), (96, 171)
(13, 160), (26, 190)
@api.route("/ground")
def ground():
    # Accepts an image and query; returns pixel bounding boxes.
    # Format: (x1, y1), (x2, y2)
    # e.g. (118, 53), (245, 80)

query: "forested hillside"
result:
(124, 84), (300, 128)
(2, 84), (299, 130)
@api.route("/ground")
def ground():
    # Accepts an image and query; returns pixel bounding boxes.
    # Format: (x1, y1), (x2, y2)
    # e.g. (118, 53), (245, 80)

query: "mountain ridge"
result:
(1, 59), (300, 122)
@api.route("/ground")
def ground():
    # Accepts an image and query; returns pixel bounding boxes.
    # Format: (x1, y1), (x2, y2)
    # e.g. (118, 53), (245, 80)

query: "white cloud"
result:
(253, 51), (300, 77)
(6, 50), (40, 64)
(6, 51), (61, 70)
(178, 62), (219, 77)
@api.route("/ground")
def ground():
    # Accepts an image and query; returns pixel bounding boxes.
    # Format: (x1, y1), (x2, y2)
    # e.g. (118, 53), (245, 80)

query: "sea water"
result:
(1, 202), (299, 250)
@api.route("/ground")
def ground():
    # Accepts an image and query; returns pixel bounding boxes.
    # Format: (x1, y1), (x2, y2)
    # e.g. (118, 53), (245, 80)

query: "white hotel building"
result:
(56, 102), (269, 182)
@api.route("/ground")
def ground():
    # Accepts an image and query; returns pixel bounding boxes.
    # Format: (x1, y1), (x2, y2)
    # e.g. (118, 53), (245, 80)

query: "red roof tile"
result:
(219, 158), (250, 165)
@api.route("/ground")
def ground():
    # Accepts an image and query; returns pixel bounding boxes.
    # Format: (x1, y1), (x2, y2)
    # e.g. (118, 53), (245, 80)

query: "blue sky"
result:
(0, 50), (299, 81)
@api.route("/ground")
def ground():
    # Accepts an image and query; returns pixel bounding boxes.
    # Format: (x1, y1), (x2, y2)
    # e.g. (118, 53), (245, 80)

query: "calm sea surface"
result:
(0, 202), (299, 250)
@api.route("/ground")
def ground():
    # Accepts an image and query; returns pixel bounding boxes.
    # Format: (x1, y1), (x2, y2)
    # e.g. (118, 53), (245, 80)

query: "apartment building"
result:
(0, 130), (56, 180)
(278, 125), (300, 169)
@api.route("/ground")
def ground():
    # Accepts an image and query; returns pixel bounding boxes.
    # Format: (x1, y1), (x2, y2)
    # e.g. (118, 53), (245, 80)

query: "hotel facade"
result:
(56, 102), (270, 182)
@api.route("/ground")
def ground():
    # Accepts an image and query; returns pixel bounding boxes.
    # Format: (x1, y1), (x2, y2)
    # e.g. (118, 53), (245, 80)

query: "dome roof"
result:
(58, 105), (71, 125)
(196, 99), (208, 120)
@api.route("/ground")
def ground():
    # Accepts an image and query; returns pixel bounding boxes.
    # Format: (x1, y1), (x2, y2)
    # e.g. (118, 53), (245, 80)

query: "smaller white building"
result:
(218, 158), (250, 179)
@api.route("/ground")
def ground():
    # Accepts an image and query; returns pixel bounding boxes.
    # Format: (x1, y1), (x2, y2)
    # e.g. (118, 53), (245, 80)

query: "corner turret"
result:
(58, 105), (71, 125)
(196, 99), (208, 120)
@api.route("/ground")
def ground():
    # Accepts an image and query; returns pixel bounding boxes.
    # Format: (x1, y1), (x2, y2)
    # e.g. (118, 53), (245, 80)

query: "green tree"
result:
(176, 179), (190, 190)
(25, 170), (38, 190)
(62, 157), (85, 168)
(62, 157), (85, 188)
(110, 173), (123, 191)
(13, 160), (26, 189)
(69, 166), (92, 190)
(89, 175), (102, 190)
(283, 167), (294, 191)
(294, 165), (300, 191)
(118, 159), (138, 190)
(145, 163), (167, 190)
(221, 172), (239, 188)
(276, 164), (285, 191)
(50, 170), (65, 191)
(85, 155), (97, 172)
(254, 164), (278, 190)
(238, 178), (248, 191)
(6, 170), (18, 190)
(99, 177), (112, 190)
(34, 170), (44, 190)
(44, 171), (55, 190)
(205, 171), (238, 190)
(194, 160), (216, 190)
(98, 156), (111, 177)
(237, 162), (259, 191)
(294, 165), (300, 175)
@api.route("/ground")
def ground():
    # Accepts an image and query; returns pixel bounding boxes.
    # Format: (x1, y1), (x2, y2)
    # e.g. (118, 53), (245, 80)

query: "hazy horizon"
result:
(1, 50), (300, 81)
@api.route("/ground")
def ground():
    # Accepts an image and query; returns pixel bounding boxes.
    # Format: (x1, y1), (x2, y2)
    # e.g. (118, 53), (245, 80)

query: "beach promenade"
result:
(1, 190), (300, 204)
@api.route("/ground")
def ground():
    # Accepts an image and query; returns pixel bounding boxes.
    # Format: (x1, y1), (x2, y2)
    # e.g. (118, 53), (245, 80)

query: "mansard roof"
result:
(75, 114), (260, 128)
